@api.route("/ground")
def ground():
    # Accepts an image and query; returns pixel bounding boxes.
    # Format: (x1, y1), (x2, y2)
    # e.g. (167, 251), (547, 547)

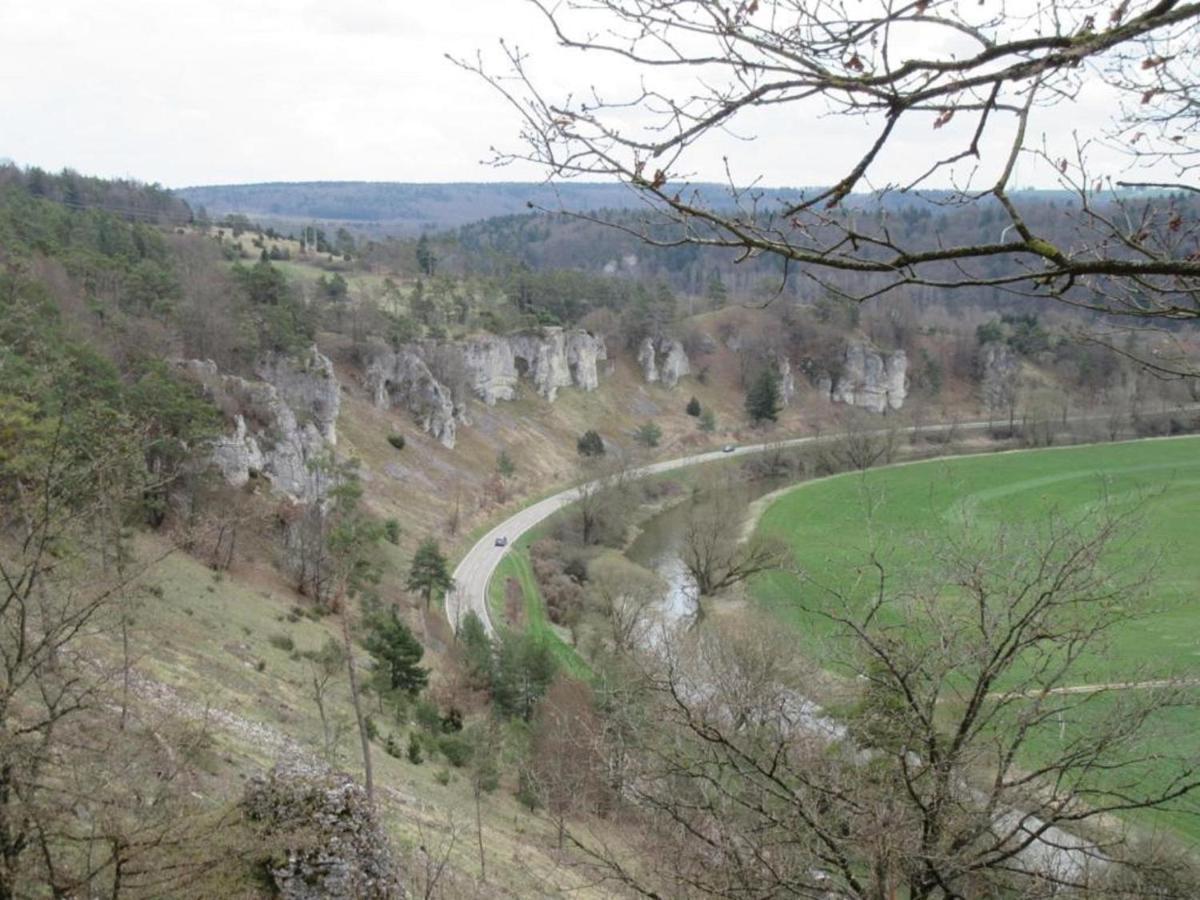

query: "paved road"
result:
(447, 418), (991, 635)
(447, 407), (1200, 634)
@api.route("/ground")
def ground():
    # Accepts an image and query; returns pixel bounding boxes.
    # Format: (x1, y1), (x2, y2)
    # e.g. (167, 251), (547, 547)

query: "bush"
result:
(267, 632), (295, 653)
(434, 768), (451, 786)
(438, 733), (474, 768)
(634, 421), (662, 448)
(497, 449), (515, 477)
(384, 733), (403, 759)
(387, 433), (406, 451)
(686, 396), (701, 416)
(383, 518), (401, 545)
(698, 408), (716, 432)
(577, 429), (605, 457)
(516, 768), (542, 812)
(407, 731), (424, 765)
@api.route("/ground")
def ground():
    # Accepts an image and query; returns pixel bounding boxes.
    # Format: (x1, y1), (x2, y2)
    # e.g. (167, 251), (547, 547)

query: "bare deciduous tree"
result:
(464, 0), (1200, 371)
(585, 554), (665, 654)
(680, 475), (790, 600)
(564, 511), (1200, 899)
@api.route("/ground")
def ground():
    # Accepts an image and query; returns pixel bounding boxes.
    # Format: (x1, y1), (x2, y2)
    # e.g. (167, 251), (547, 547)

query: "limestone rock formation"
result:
(364, 350), (460, 449)
(637, 336), (691, 388)
(980, 342), (1020, 413)
(178, 349), (339, 503)
(637, 336), (659, 383)
(776, 354), (796, 406)
(501, 328), (607, 402)
(829, 340), (908, 413)
(462, 335), (518, 405)
(364, 329), (606, 446)
(255, 345), (340, 444)
(243, 762), (403, 900)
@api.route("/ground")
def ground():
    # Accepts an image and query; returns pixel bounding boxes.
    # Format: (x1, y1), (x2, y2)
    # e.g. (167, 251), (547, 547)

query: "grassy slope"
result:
(119, 535), (606, 897)
(752, 436), (1200, 841)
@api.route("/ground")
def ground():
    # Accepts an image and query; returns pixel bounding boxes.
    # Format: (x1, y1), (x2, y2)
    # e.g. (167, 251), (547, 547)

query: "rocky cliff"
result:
(637, 336), (691, 388)
(979, 342), (1020, 412)
(776, 353), (796, 406)
(365, 328), (607, 448)
(364, 350), (461, 448)
(179, 346), (341, 504)
(828, 340), (908, 413)
(468, 327), (607, 403)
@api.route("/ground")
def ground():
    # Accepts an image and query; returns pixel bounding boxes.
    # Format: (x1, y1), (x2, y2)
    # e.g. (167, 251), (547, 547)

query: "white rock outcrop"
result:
(364, 350), (461, 448)
(364, 328), (607, 447)
(829, 340), (908, 413)
(980, 342), (1020, 412)
(500, 328), (607, 402)
(255, 345), (340, 444)
(637, 337), (659, 383)
(776, 354), (796, 406)
(637, 336), (691, 388)
(178, 349), (339, 504)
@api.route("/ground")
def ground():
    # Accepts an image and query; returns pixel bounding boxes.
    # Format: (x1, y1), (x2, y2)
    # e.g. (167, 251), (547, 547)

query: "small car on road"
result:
(722, 444), (737, 453)
(494, 535), (508, 547)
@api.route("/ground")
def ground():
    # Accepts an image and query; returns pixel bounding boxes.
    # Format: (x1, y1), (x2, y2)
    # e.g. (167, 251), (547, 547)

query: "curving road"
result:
(447, 418), (992, 635)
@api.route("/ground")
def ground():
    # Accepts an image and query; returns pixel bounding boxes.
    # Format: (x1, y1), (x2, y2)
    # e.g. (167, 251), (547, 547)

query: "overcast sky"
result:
(0, 0), (1142, 189)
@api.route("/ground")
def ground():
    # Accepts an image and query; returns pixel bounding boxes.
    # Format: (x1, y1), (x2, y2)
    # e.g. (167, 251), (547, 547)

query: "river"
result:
(624, 474), (790, 627)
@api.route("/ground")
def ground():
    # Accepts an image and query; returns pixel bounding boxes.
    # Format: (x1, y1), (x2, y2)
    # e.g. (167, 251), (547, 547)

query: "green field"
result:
(753, 436), (1200, 840)
(755, 436), (1200, 679)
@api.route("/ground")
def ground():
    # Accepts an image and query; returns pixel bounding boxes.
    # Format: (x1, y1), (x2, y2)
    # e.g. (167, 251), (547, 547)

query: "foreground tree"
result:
(568, 512), (1200, 898)
(468, 0), (1200, 372)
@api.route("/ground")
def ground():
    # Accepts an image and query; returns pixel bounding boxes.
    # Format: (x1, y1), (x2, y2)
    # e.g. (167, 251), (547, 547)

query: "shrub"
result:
(383, 518), (401, 545)
(686, 396), (701, 416)
(438, 733), (474, 768)
(267, 632), (295, 653)
(387, 433), (406, 451)
(497, 449), (516, 477)
(384, 733), (403, 759)
(634, 421), (662, 448)
(434, 768), (451, 786)
(516, 768), (542, 812)
(577, 429), (605, 457)
(406, 731), (423, 765)
(699, 408), (716, 432)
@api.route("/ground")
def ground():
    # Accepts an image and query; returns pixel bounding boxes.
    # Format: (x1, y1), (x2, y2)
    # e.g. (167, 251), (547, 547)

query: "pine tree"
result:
(745, 367), (781, 424)
(364, 608), (429, 696)
(407, 537), (454, 609)
(685, 396), (702, 417)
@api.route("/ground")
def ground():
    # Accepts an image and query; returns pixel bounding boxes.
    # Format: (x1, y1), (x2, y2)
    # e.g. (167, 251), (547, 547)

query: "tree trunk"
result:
(474, 786), (486, 881)
(339, 602), (374, 802)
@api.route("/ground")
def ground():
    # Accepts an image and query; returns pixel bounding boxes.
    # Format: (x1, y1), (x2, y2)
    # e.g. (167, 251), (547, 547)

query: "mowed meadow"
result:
(753, 435), (1200, 840)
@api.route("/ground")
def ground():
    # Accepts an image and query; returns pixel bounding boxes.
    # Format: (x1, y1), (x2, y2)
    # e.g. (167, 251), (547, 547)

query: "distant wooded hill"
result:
(173, 180), (1078, 237)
